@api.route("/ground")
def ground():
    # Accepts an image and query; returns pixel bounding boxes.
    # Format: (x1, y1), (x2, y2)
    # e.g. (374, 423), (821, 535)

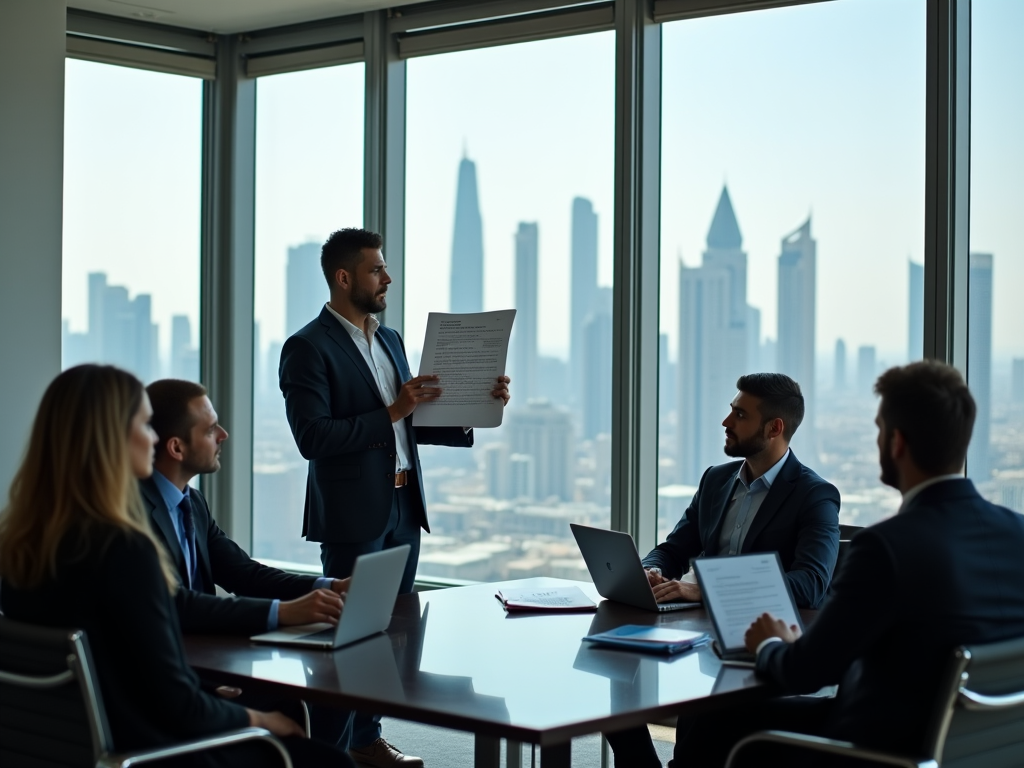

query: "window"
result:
(657, 0), (926, 536)
(61, 60), (202, 383)
(404, 33), (615, 582)
(967, 0), (1024, 513)
(252, 64), (365, 566)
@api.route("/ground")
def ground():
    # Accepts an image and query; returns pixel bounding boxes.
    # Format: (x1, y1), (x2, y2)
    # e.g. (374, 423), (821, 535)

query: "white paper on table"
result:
(693, 554), (802, 651)
(412, 309), (516, 428)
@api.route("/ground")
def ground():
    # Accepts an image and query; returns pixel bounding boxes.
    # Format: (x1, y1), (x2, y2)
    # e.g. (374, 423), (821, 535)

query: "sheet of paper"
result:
(496, 586), (596, 611)
(694, 554), (801, 651)
(413, 310), (516, 428)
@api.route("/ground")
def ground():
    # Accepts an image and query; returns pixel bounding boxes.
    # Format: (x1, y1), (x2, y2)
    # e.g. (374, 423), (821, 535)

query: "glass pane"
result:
(252, 65), (365, 565)
(968, 0), (1024, 512)
(62, 60), (202, 383)
(405, 33), (615, 582)
(658, 0), (926, 537)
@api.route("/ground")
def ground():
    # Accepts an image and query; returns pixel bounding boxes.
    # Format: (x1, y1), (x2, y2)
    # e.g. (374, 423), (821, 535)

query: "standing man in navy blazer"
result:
(279, 227), (510, 767)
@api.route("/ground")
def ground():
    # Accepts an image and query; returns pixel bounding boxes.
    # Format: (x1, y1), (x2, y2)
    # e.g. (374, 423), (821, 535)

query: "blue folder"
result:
(582, 625), (711, 654)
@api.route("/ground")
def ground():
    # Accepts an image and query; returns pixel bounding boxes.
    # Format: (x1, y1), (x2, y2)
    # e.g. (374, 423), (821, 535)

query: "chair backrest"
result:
(921, 635), (1024, 768)
(0, 616), (112, 768)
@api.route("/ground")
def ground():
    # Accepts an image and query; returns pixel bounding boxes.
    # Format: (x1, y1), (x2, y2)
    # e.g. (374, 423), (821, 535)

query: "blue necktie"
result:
(178, 493), (199, 589)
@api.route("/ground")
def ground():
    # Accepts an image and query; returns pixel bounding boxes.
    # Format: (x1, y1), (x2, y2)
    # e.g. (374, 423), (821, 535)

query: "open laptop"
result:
(251, 545), (410, 649)
(570, 524), (700, 613)
(692, 552), (803, 664)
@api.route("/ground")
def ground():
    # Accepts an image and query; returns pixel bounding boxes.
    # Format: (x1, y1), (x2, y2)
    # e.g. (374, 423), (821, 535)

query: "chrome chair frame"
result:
(725, 642), (1024, 768)
(0, 619), (293, 768)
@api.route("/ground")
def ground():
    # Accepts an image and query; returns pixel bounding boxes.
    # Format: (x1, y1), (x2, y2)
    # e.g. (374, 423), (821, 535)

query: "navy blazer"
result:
(140, 477), (319, 635)
(280, 306), (473, 544)
(643, 451), (840, 609)
(757, 479), (1024, 755)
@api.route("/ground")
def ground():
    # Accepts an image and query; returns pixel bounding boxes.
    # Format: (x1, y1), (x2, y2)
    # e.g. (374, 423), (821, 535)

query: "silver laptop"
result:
(251, 545), (410, 649)
(570, 524), (700, 613)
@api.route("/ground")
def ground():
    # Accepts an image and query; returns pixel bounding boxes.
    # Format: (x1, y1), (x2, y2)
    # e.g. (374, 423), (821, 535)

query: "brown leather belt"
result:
(394, 470), (408, 488)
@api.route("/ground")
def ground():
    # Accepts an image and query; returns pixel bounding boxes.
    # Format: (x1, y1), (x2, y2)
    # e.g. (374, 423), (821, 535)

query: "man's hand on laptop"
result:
(652, 579), (702, 603)
(330, 577), (351, 595)
(744, 612), (802, 653)
(645, 568), (666, 587)
(278, 588), (344, 627)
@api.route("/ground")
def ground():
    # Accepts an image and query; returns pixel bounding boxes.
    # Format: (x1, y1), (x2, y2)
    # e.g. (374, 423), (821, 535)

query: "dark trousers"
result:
(309, 485), (422, 752)
(607, 696), (852, 768)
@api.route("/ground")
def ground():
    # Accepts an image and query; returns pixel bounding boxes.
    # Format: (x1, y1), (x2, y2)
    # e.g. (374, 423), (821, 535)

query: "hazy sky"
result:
(62, 0), (1022, 367)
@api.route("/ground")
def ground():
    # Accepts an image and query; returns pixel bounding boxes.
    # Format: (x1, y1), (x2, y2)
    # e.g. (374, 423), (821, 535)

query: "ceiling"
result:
(68, 0), (429, 34)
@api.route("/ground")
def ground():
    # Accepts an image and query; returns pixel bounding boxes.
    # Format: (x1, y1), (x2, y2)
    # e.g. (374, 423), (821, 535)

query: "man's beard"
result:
(182, 448), (220, 476)
(351, 282), (386, 314)
(878, 431), (900, 489)
(723, 429), (770, 458)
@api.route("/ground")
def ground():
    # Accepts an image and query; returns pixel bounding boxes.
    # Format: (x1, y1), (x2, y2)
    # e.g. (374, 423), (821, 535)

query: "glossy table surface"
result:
(185, 578), (782, 747)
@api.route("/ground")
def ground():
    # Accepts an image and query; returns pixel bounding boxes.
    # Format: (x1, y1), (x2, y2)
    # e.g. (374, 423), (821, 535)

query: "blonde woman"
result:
(0, 365), (354, 768)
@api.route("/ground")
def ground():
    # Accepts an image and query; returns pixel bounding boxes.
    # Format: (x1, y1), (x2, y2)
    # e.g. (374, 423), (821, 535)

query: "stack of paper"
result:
(495, 586), (597, 613)
(583, 625), (710, 654)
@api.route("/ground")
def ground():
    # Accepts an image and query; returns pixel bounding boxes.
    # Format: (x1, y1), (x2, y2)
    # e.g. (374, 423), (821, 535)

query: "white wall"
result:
(0, 0), (66, 492)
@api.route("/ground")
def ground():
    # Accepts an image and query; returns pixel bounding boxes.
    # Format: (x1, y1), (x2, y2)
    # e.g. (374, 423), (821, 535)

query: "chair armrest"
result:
(97, 727), (293, 768)
(958, 686), (1024, 710)
(725, 730), (937, 768)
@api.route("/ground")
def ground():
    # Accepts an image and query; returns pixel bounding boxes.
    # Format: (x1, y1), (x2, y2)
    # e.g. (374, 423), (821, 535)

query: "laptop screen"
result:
(693, 552), (803, 653)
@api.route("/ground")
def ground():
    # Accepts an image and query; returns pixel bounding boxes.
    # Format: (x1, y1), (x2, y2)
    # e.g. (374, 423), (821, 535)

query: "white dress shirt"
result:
(325, 303), (412, 472)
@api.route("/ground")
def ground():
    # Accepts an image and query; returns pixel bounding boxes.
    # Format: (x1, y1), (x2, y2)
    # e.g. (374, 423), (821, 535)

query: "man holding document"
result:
(634, 362), (1024, 768)
(279, 227), (510, 766)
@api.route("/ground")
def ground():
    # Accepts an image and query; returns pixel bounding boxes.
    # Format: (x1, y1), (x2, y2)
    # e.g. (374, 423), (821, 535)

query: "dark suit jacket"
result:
(140, 477), (320, 635)
(643, 451), (840, 609)
(279, 306), (473, 544)
(757, 479), (1024, 754)
(1, 527), (249, 753)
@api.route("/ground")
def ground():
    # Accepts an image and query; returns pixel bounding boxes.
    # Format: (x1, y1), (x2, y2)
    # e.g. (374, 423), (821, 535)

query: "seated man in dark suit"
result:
(645, 373), (840, 610)
(142, 379), (347, 636)
(651, 361), (1024, 768)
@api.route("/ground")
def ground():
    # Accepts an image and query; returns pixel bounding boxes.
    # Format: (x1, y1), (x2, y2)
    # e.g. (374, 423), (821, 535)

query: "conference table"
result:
(185, 577), (800, 767)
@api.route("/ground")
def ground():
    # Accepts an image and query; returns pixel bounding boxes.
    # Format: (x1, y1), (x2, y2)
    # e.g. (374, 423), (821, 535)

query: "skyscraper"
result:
(908, 260), (924, 361)
(85, 272), (155, 382)
(581, 287), (612, 439)
(857, 345), (876, 395)
(570, 197), (598, 392)
(776, 218), (816, 455)
(506, 400), (574, 501)
(285, 242), (324, 338)
(834, 338), (847, 391)
(450, 154), (484, 313)
(967, 252), (993, 483)
(1012, 358), (1024, 405)
(677, 186), (751, 484)
(513, 222), (539, 401)
(171, 314), (198, 381)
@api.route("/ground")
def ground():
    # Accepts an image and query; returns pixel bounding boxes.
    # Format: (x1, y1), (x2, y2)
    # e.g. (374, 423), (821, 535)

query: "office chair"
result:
(725, 634), (1024, 767)
(0, 615), (293, 768)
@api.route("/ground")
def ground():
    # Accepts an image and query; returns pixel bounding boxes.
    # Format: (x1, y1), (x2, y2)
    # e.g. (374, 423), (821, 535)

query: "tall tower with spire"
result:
(677, 186), (751, 484)
(450, 153), (484, 313)
(776, 217), (817, 456)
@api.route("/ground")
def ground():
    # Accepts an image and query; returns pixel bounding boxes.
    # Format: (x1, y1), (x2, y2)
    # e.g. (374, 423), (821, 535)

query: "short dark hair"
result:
(874, 361), (975, 474)
(736, 373), (805, 441)
(146, 379), (208, 456)
(321, 228), (383, 287)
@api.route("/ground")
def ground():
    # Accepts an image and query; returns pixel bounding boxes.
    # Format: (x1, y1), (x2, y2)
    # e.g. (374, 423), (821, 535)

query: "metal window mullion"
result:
(611, 0), (661, 552)
(364, 10), (407, 335)
(199, 36), (257, 549)
(923, 0), (970, 373)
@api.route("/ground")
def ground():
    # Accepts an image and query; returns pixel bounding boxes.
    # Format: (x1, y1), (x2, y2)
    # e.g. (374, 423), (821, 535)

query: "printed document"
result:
(695, 554), (801, 651)
(413, 310), (516, 428)
(495, 586), (596, 612)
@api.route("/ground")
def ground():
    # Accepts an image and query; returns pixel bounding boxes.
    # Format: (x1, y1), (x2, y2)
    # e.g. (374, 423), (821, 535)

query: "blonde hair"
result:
(0, 364), (177, 590)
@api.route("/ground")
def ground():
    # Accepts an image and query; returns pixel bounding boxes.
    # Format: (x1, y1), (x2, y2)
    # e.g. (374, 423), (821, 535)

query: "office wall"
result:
(0, 0), (66, 491)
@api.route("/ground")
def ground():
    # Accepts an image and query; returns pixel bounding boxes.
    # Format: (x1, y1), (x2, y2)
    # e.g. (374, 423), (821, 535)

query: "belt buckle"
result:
(394, 470), (408, 488)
